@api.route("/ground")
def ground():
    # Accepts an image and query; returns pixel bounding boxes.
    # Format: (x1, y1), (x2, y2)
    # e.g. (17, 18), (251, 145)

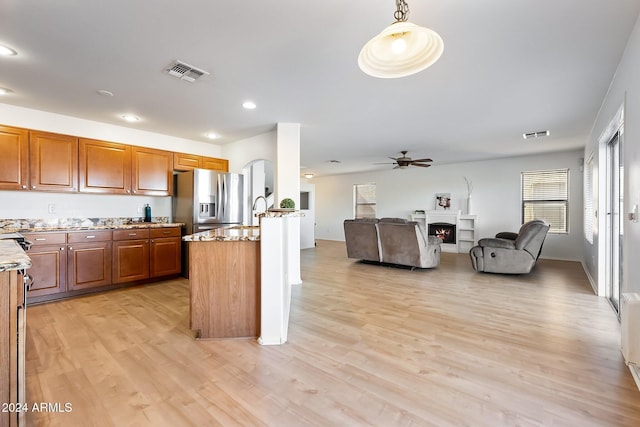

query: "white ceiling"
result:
(1, 1), (639, 176)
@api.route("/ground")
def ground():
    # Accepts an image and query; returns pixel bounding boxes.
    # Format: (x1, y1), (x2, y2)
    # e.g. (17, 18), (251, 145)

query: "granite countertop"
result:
(0, 240), (32, 272)
(0, 221), (183, 234)
(17, 222), (184, 233)
(183, 226), (260, 242)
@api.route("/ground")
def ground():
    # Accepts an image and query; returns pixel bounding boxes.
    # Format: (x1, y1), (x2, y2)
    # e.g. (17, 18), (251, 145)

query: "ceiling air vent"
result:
(522, 130), (550, 140)
(165, 60), (210, 83)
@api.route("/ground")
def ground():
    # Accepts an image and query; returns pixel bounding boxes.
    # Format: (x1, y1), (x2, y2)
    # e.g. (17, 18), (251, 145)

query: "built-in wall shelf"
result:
(410, 211), (478, 253)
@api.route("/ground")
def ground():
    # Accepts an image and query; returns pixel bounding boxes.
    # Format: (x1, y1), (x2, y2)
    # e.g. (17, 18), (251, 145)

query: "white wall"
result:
(584, 13), (640, 294)
(314, 150), (584, 261)
(221, 131), (276, 174)
(0, 103), (223, 156)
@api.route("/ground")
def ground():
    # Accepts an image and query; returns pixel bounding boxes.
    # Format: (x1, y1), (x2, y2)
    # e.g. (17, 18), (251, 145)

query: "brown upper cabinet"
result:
(0, 124), (227, 195)
(79, 139), (173, 196)
(79, 138), (132, 194)
(29, 131), (78, 192)
(132, 146), (174, 196)
(0, 125), (29, 190)
(173, 152), (229, 172)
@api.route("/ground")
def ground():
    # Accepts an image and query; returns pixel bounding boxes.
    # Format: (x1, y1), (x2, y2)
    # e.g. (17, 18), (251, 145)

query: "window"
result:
(354, 183), (376, 218)
(521, 169), (569, 233)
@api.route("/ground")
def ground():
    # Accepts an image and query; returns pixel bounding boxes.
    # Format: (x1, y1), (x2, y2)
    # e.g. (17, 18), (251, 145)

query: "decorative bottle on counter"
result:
(144, 204), (152, 222)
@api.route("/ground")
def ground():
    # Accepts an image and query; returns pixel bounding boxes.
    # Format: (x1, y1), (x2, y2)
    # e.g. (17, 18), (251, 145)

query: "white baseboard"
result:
(581, 261), (598, 295)
(628, 363), (640, 391)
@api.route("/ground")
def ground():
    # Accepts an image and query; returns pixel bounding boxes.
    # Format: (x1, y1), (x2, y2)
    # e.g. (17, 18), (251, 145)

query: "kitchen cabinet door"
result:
(201, 156), (229, 172)
(0, 125), (29, 191)
(67, 231), (113, 290)
(112, 239), (149, 283)
(79, 138), (132, 194)
(24, 245), (67, 297)
(150, 228), (181, 277)
(173, 152), (201, 171)
(132, 146), (173, 196)
(29, 130), (78, 192)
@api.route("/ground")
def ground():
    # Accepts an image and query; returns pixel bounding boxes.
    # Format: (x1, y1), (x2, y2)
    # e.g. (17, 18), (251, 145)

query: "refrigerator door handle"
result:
(217, 175), (224, 220)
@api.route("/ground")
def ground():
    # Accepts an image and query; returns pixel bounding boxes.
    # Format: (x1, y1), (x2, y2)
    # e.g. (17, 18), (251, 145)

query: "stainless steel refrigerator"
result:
(174, 169), (244, 233)
(173, 169), (244, 276)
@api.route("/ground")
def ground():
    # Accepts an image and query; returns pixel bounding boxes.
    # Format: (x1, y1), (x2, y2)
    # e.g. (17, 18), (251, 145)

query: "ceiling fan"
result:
(376, 151), (433, 169)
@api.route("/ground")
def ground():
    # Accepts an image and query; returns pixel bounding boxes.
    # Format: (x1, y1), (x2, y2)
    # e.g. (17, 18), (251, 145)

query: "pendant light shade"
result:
(358, 2), (444, 78)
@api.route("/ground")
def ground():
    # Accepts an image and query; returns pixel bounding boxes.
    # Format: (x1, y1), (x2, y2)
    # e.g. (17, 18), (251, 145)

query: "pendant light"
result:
(358, 0), (444, 78)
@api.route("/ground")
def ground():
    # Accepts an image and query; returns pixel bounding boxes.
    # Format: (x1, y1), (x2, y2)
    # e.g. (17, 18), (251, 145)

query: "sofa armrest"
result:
(478, 238), (516, 250)
(427, 236), (442, 246)
(495, 231), (518, 240)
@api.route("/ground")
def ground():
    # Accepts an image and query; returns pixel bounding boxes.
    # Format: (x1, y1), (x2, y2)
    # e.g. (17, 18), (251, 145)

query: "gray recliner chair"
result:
(469, 220), (550, 274)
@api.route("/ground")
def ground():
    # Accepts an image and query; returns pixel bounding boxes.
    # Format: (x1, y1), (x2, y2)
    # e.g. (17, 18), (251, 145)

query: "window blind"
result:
(584, 156), (594, 243)
(354, 183), (376, 218)
(521, 169), (569, 233)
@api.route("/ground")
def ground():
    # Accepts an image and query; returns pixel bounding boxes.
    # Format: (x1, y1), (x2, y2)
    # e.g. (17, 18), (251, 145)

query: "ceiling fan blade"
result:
(374, 162), (396, 165)
(393, 165), (400, 169)
(411, 158), (433, 163)
(413, 163), (431, 168)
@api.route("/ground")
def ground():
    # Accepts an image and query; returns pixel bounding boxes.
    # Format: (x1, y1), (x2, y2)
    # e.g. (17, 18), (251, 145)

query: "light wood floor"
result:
(24, 240), (640, 426)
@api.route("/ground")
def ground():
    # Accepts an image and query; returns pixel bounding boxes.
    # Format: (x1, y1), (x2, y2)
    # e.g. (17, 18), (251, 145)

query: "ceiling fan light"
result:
(358, 21), (444, 78)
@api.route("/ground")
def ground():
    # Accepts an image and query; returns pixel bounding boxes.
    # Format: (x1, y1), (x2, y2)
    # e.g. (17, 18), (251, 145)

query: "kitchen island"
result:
(0, 240), (31, 427)
(184, 211), (301, 343)
(184, 226), (260, 339)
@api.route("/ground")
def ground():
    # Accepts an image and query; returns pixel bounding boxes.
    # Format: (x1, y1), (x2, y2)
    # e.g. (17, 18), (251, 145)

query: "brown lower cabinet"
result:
(21, 232), (67, 297)
(112, 228), (150, 284)
(23, 226), (180, 302)
(67, 231), (113, 290)
(150, 227), (181, 277)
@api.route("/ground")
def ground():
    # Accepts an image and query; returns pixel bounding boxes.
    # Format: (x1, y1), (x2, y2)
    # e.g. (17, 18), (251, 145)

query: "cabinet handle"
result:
(128, 233), (137, 236)
(22, 185), (27, 189)
(60, 247), (65, 251)
(68, 247), (73, 251)
(163, 231), (170, 235)
(85, 235), (96, 239)
(35, 238), (47, 241)
(32, 185), (36, 189)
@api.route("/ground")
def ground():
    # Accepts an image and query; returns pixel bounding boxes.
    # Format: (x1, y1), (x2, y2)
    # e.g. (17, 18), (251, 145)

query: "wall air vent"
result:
(165, 60), (210, 83)
(523, 130), (550, 140)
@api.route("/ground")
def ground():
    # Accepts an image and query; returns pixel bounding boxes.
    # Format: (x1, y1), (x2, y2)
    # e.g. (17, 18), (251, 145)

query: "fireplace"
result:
(429, 222), (456, 244)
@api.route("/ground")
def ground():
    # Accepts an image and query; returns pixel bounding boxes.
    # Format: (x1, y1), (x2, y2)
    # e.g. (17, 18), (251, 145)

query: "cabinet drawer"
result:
(113, 228), (150, 240)
(22, 232), (66, 246)
(67, 230), (112, 243)
(150, 227), (181, 238)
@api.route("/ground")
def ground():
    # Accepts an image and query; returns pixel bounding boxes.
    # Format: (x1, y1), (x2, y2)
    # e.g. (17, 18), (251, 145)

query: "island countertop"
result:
(183, 225), (260, 242)
(0, 240), (31, 272)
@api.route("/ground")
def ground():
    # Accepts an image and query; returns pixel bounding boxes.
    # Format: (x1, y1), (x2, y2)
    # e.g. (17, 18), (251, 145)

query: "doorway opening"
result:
(605, 130), (623, 315)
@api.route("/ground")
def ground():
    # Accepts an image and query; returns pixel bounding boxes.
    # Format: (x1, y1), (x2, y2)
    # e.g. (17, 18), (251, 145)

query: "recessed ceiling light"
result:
(242, 101), (257, 110)
(205, 132), (220, 140)
(303, 173), (314, 179)
(97, 89), (114, 97)
(121, 114), (140, 123)
(0, 45), (17, 56)
(0, 87), (12, 95)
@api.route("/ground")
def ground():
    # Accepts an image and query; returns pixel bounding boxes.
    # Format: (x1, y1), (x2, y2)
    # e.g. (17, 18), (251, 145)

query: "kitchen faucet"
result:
(252, 195), (268, 213)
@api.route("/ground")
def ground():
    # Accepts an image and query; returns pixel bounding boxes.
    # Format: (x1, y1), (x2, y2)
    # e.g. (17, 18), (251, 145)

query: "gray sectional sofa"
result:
(343, 217), (441, 269)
